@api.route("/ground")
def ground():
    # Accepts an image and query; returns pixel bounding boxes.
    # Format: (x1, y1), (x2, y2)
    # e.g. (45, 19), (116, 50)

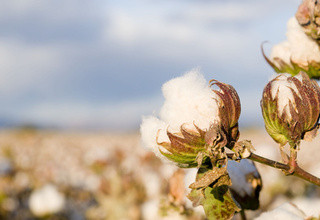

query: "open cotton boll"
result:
(160, 70), (220, 131)
(270, 17), (320, 67)
(270, 74), (301, 120)
(227, 159), (261, 198)
(254, 203), (306, 220)
(29, 184), (65, 217)
(287, 17), (320, 64)
(141, 69), (241, 167)
(140, 70), (222, 164)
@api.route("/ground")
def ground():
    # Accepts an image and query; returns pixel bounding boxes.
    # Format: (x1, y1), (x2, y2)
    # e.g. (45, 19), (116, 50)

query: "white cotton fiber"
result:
(160, 70), (220, 131)
(270, 74), (301, 120)
(270, 17), (320, 67)
(140, 116), (169, 160)
(140, 69), (221, 161)
(140, 116), (168, 150)
(227, 159), (260, 197)
(255, 203), (305, 220)
(271, 41), (292, 67)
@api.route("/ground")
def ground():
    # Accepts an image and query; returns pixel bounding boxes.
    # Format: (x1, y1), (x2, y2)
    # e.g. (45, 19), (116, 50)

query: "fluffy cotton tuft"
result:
(255, 203), (306, 220)
(270, 74), (301, 120)
(270, 17), (320, 67)
(160, 70), (220, 131)
(29, 184), (65, 217)
(227, 159), (260, 197)
(140, 70), (220, 160)
(140, 116), (168, 156)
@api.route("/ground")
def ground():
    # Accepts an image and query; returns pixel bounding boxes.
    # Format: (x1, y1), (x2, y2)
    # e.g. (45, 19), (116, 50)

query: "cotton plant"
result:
(141, 70), (320, 219)
(141, 71), (262, 219)
(140, 1), (320, 219)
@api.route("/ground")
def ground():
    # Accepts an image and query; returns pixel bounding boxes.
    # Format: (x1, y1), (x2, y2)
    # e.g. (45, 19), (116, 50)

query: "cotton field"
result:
(0, 128), (319, 219)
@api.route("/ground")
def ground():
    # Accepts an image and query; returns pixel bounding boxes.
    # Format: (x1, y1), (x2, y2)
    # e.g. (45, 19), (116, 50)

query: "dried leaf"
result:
(189, 167), (228, 189)
(203, 186), (241, 220)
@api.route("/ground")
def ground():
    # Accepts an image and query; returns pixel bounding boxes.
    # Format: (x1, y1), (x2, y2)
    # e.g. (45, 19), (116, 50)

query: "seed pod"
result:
(261, 72), (320, 147)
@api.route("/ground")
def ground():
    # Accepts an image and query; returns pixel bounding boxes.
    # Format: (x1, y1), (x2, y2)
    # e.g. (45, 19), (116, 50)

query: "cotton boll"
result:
(261, 71), (320, 146)
(160, 70), (220, 131)
(286, 17), (320, 64)
(227, 160), (262, 210)
(270, 17), (320, 68)
(29, 184), (65, 217)
(255, 203), (305, 220)
(140, 70), (224, 166)
(228, 160), (261, 198)
(141, 70), (241, 168)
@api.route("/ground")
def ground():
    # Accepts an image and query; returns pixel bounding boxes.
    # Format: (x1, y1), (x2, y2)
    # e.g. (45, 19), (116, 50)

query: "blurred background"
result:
(0, 0), (301, 131)
(3, 1), (320, 220)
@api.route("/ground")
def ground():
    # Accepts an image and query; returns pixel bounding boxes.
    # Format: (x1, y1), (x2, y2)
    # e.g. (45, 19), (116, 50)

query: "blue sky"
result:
(0, 0), (300, 130)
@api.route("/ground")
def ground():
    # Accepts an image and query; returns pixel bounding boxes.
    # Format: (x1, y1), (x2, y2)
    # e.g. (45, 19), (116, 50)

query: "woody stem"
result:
(226, 152), (320, 187)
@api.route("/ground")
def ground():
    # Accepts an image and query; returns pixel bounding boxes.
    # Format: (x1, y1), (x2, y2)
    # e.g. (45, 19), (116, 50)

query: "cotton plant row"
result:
(140, 0), (320, 219)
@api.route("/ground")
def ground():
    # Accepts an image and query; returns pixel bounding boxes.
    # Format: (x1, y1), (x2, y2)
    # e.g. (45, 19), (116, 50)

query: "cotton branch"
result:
(227, 152), (320, 187)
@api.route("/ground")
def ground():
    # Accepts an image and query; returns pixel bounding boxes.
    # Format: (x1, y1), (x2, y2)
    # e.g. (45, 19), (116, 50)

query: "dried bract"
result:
(157, 124), (209, 168)
(210, 79), (241, 145)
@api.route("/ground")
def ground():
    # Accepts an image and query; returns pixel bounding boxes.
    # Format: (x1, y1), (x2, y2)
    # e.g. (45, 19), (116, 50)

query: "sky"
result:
(0, 0), (301, 131)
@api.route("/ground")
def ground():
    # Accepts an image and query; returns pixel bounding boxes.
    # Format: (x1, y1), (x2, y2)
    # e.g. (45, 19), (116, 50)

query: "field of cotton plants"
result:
(0, 128), (319, 219)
